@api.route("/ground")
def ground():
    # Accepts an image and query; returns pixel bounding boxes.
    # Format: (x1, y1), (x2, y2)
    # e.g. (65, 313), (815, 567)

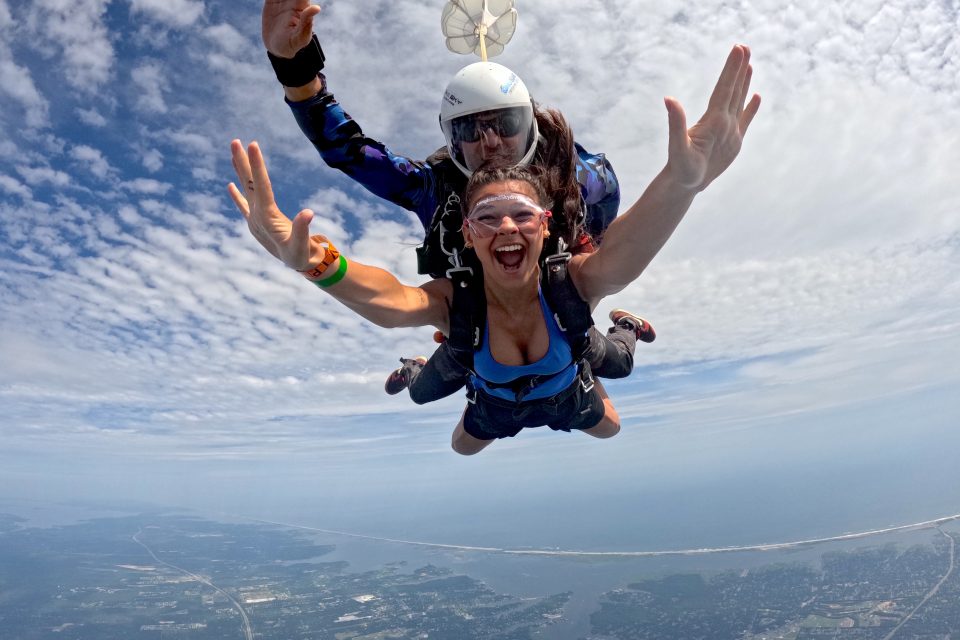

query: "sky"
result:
(1, 0), (958, 547)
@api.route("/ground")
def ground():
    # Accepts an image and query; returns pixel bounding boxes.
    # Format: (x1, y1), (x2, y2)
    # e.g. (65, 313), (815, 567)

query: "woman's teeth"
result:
(494, 244), (525, 269)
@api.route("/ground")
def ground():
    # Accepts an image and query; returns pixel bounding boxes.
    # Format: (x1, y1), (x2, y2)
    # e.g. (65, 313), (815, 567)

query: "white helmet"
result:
(439, 61), (539, 177)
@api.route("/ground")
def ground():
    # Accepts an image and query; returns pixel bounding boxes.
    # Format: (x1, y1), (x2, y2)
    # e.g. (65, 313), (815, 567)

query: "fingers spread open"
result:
(246, 142), (277, 213)
(730, 52), (752, 115)
(291, 209), (315, 255)
(707, 45), (745, 113)
(664, 96), (689, 158)
(299, 4), (321, 39)
(739, 94), (762, 136)
(230, 139), (255, 193)
(733, 65), (753, 116)
(227, 182), (251, 219)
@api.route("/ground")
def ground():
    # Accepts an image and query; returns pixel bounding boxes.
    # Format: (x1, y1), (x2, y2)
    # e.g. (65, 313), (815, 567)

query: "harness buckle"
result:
(445, 265), (474, 280)
(445, 247), (474, 281)
(544, 251), (572, 266)
(466, 386), (477, 405)
(544, 236), (572, 270)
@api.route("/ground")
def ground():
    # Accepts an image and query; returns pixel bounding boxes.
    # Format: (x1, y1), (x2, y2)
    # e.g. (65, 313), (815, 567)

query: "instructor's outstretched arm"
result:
(261, 0), (324, 101)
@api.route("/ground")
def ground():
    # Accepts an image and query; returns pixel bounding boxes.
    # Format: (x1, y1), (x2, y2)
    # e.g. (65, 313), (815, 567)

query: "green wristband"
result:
(312, 255), (347, 288)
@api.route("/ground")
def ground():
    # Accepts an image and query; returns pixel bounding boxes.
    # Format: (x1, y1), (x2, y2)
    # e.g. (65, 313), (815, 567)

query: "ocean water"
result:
(242, 381), (960, 554)
(259, 454), (960, 554)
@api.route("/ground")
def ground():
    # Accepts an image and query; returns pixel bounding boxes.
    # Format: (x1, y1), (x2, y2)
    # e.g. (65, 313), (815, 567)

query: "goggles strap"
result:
(468, 193), (544, 218)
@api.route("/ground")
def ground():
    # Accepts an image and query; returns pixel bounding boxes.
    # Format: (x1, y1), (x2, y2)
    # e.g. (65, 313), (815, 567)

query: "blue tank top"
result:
(471, 289), (578, 402)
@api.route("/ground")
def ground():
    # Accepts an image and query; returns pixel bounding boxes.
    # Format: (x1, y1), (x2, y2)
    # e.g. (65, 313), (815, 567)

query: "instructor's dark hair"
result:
(430, 103), (591, 254)
(531, 105), (587, 251)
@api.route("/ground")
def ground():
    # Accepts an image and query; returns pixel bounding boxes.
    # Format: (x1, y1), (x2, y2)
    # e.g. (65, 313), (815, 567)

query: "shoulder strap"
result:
(541, 239), (593, 360)
(445, 250), (484, 372)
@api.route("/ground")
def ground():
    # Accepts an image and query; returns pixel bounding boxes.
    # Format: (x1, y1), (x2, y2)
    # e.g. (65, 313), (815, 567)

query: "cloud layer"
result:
(0, 0), (957, 508)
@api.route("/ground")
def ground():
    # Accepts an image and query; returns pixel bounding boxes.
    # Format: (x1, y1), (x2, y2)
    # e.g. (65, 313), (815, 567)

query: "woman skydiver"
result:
(227, 43), (760, 454)
(382, 95), (654, 405)
(260, 0), (651, 399)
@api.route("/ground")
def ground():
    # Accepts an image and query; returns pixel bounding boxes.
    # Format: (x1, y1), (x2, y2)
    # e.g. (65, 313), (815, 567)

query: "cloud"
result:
(121, 177), (172, 194)
(69, 144), (116, 181)
(131, 62), (169, 114)
(0, 174), (32, 199)
(0, 0), (11, 30)
(129, 0), (205, 29)
(141, 148), (164, 172)
(0, 58), (49, 128)
(655, 76), (960, 263)
(0, 0), (958, 492)
(168, 130), (216, 156)
(24, 0), (114, 92)
(16, 165), (72, 188)
(4, 174), (950, 462)
(76, 107), (108, 127)
(204, 22), (248, 55)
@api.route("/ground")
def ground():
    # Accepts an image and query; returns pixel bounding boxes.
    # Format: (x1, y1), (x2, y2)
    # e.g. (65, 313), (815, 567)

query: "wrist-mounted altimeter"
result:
(267, 34), (326, 88)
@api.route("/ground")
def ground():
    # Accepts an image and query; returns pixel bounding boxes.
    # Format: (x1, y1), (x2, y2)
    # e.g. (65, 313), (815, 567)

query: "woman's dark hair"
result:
(463, 164), (552, 213)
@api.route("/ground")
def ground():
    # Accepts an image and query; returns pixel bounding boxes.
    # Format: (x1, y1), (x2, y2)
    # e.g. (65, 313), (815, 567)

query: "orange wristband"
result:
(297, 235), (341, 281)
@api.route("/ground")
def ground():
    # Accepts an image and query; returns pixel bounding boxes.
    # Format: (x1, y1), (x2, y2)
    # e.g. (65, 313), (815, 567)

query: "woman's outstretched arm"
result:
(228, 139), (451, 331)
(572, 45), (762, 304)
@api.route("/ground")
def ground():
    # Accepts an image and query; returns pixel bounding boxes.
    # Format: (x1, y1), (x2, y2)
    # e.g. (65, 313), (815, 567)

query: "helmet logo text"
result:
(444, 90), (462, 106)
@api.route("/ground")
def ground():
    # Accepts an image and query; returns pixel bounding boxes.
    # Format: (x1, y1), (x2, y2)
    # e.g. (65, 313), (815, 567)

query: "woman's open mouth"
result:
(494, 243), (525, 272)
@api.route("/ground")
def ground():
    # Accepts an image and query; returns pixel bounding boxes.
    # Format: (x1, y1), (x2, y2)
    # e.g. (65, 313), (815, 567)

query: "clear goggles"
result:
(463, 194), (551, 238)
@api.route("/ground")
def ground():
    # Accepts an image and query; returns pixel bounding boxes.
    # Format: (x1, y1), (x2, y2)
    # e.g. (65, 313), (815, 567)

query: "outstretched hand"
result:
(228, 139), (322, 271)
(665, 44), (761, 192)
(262, 0), (321, 58)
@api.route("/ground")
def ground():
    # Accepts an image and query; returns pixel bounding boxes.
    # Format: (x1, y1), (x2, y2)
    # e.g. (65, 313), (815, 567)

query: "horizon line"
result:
(244, 512), (960, 558)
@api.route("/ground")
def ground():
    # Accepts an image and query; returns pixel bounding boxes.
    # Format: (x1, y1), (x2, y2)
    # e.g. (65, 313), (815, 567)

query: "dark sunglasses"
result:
(452, 108), (527, 143)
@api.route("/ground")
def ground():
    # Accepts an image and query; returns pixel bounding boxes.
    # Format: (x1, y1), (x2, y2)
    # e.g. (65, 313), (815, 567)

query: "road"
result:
(131, 528), (254, 640)
(881, 528), (955, 640)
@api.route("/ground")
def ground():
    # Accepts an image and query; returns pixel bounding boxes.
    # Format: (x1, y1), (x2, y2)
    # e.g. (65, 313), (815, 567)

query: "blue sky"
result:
(1, 0), (959, 546)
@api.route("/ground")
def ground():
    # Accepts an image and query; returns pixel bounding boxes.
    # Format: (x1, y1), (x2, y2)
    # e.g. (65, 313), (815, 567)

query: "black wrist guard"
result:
(268, 34), (325, 87)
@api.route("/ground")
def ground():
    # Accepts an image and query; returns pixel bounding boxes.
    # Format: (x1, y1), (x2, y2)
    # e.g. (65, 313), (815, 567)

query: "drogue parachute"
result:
(441, 0), (518, 61)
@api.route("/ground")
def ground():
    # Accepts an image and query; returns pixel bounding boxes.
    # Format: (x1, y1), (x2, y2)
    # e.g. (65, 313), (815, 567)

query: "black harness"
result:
(444, 238), (596, 403)
(416, 156), (596, 402)
(416, 158), (468, 279)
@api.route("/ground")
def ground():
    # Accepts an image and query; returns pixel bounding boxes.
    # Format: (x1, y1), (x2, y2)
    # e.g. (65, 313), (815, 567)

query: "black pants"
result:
(463, 363), (605, 439)
(404, 324), (636, 405)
